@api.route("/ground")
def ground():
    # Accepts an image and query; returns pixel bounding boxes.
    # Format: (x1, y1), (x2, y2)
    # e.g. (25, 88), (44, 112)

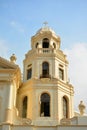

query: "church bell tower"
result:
(17, 24), (74, 125)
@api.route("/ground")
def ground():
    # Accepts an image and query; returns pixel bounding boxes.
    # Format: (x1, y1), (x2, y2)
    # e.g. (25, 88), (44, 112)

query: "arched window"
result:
(27, 64), (32, 80)
(40, 93), (50, 117)
(53, 43), (56, 48)
(63, 96), (68, 118)
(36, 42), (39, 48)
(42, 62), (49, 77)
(22, 96), (28, 118)
(59, 68), (64, 80)
(42, 38), (49, 48)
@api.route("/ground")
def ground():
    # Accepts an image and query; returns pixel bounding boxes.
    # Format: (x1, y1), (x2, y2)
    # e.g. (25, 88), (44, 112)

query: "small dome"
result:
(10, 54), (17, 63)
(31, 25), (61, 49)
(36, 26), (56, 35)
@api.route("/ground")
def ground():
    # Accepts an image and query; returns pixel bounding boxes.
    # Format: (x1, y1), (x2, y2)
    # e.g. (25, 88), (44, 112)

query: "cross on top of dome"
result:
(43, 21), (48, 27)
(36, 22), (56, 35)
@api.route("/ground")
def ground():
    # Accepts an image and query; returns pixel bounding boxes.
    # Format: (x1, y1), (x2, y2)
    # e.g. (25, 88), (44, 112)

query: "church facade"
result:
(0, 25), (87, 130)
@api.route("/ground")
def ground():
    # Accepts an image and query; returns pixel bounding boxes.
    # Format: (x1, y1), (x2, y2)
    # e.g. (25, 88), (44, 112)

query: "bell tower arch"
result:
(42, 38), (49, 48)
(40, 93), (50, 117)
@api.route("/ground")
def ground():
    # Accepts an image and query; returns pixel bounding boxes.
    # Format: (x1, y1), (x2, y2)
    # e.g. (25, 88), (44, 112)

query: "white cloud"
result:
(0, 39), (9, 58)
(10, 21), (25, 33)
(64, 43), (87, 112)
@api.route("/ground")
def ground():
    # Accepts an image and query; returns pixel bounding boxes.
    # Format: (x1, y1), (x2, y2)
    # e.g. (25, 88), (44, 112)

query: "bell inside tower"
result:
(42, 38), (49, 48)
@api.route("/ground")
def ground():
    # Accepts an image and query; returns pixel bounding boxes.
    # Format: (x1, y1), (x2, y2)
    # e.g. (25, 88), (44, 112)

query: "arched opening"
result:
(22, 96), (27, 118)
(27, 68), (32, 80)
(36, 42), (39, 48)
(63, 96), (68, 118)
(42, 38), (49, 48)
(59, 68), (64, 80)
(42, 62), (49, 78)
(53, 43), (56, 48)
(40, 93), (50, 117)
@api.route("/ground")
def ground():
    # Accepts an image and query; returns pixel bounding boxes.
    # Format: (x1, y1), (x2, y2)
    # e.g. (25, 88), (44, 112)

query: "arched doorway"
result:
(40, 93), (50, 117)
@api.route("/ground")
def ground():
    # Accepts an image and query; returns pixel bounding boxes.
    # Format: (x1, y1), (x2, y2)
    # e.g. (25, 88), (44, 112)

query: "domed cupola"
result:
(31, 25), (61, 50)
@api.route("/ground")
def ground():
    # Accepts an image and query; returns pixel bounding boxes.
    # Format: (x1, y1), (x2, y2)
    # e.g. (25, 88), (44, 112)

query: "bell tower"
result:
(17, 25), (74, 125)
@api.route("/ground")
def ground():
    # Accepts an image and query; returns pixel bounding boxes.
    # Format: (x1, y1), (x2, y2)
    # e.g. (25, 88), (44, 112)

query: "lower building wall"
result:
(1, 125), (87, 130)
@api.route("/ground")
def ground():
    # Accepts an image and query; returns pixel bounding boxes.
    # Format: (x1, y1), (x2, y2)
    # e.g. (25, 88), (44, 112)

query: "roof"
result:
(0, 56), (19, 69)
(36, 26), (56, 35)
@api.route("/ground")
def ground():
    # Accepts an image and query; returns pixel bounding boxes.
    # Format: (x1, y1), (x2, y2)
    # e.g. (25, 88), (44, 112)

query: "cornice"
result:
(1, 124), (87, 127)
(0, 56), (19, 69)
(0, 67), (21, 88)
(0, 69), (16, 73)
(20, 78), (74, 90)
(18, 78), (74, 95)
(24, 49), (68, 64)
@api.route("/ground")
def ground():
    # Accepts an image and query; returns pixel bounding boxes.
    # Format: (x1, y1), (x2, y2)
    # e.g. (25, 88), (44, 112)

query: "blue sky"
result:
(0, 0), (87, 112)
(0, 0), (87, 53)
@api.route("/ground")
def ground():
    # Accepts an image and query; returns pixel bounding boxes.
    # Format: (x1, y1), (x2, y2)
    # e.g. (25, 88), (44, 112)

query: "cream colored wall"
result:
(0, 82), (10, 122)
(0, 60), (21, 124)
(0, 81), (18, 123)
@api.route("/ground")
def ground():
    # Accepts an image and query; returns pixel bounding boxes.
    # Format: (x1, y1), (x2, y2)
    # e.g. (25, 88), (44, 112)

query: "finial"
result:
(10, 54), (17, 63)
(43, 21), (48, 27)
(78, 101), (86, 116)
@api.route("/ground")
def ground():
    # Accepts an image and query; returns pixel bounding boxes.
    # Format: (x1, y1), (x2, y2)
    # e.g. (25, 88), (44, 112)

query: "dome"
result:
(36, 26), (56, 35)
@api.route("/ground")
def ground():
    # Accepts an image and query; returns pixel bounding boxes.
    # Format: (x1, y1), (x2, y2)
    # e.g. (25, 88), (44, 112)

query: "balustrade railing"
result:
(37, 48), (54, 54)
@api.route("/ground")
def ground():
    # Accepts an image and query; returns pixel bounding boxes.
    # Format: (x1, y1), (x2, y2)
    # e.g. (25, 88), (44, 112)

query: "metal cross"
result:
(43, 21), (48, 26)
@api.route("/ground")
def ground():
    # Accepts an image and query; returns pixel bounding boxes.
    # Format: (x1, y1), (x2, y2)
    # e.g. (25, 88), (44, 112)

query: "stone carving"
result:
(78, 101), (86, 115)
(15, 117), (32, 125)
(10, 54), (17, 63)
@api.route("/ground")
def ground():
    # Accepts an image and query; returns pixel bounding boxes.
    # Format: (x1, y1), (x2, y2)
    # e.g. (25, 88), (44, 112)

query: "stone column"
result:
(4, 83), (13, 124)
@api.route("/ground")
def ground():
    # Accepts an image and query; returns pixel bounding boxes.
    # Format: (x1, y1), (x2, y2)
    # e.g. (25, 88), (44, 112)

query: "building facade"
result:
(0, 25), (87, 130)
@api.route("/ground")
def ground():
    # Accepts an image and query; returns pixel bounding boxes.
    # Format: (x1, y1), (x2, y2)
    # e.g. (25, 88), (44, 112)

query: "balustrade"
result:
(37, 48), (54, 54)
